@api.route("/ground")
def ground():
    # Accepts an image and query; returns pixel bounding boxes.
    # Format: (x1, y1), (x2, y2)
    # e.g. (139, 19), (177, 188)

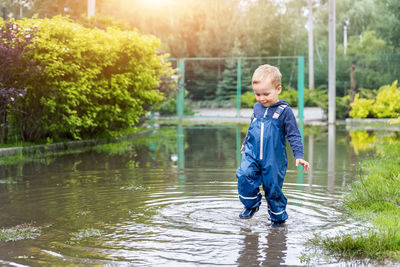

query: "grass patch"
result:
(0, 224), (41, 242)
(311, 141), (400, 261)
(312, 231), (400, 260)
(70, 228), (102, 240)
(0, 141), (36, 149)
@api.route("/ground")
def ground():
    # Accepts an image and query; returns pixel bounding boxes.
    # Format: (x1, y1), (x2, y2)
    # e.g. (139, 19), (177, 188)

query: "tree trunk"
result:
(350, 63), (356, 102)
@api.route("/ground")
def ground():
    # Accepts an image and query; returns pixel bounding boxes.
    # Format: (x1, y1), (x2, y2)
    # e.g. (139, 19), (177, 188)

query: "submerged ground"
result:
(0, 124), (396, 266)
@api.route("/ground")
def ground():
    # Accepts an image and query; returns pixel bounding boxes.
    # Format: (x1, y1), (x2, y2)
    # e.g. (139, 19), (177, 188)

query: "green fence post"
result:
(149, 107), (154, 121)
(297, 56), (305, 126)
(177, 59), (185, 119)
(236, 58), (242, 118)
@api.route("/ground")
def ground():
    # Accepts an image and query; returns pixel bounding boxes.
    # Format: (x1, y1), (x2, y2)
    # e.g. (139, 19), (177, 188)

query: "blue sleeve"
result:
(242, 112), (254, 146)
(281, 108), (304, 159)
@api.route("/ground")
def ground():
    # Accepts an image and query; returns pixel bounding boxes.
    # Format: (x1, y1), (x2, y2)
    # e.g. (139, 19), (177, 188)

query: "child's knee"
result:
(236, 165), (258, 181)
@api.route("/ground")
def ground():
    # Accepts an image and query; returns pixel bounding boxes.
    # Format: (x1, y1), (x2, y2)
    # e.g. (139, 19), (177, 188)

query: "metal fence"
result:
(169, 56), (305, 122)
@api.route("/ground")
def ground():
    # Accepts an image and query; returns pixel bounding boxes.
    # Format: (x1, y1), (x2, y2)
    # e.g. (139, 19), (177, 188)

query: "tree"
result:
(30, 0), (88, 18)
(373, 0), (400, 51)
(346, 31), (393, 90)
(0, 20), (39, 142)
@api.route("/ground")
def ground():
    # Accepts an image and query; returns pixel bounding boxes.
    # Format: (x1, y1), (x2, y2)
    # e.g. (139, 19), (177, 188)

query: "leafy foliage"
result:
(158, 92), (194, 116)
(373, 81), (400, 118)
(345, 31), (394, 90)
(240, 91), (255, 108)
(2, 0), (400, 121)
(4, 16), (174, 141)
(0, 20), (40, 142)
(350, 81), (400, 118)
(349, 94), (375, 118)
(216, 59), (238, 102)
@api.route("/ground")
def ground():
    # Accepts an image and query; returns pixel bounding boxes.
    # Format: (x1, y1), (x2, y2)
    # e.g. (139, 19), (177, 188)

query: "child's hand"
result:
(296, 158), (310, 171)
(240, 145), (244, 154)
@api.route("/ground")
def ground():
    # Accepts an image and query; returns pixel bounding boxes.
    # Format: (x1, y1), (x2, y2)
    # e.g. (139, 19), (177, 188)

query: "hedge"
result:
(350, 81), (400, 119)
(3, 16), (174, 141)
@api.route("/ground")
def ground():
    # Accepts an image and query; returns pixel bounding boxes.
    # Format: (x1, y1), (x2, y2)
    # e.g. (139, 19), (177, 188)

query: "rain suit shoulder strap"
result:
(272, 104), (288, 119)
(251, 112), (256, 122)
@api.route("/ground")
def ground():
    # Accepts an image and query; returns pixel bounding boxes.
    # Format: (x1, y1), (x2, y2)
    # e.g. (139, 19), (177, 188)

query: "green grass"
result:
(0, 224), (41, 242)
(311, 141), (400, 261)
(70, 228), (102, 240)
(312, 230), (400, 260)
(0, 141), (36, 149)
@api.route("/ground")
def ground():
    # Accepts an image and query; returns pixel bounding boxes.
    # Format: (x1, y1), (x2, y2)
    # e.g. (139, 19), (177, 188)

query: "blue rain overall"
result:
(236, 104), (288, 222)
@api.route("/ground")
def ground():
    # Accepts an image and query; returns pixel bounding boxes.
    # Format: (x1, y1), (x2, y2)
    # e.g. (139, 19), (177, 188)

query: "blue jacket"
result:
(243, 100), (304, 159)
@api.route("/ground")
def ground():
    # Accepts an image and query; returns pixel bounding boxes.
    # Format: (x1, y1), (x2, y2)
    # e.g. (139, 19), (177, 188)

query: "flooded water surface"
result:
(0, 124), (396, 266)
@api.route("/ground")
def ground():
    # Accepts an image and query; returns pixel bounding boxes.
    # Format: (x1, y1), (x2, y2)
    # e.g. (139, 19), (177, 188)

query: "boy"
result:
(236, 64), (310, 224)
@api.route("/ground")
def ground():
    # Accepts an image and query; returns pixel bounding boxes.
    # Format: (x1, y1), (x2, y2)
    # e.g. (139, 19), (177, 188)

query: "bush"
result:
(8, 16), (174, 141)
(0, 20), (39, 142)
(158, 92), (195, 116)
(306, 87), (329, 109)
(373, 81), (400, 118)
(280, 86), (298, 106)
(349, 81), (400, 119)
(241, 91), (256, 108)
(240, 86), (344, 118)
(336, 95), (350, 119)
(241, 86), (301, 108)
(349, 94), (375, 118)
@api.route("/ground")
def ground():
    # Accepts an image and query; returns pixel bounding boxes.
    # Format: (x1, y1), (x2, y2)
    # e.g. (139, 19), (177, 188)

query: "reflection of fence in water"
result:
(174, 125), (242, 180)
(174, 124), (306, 186)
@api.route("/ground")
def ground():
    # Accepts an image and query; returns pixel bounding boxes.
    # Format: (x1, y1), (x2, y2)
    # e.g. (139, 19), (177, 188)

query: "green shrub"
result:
(358, 87), (378, 99)
(350, 81), (400, 119)
(241, 87), (300, 108)
(241, 86), (335, 113)
(373, 81), (400, 118)
(336, 95), (350, 119)
(158, 94), (177, 115)
(279, 86), (298, 106)
(158, 92), (195, 116)
(305, 87), (328, 108)
(308, 87), (329, 110)
(10, 16), (174, 141)
(349, 94), (375, 118)
(241, 91), (256, 108)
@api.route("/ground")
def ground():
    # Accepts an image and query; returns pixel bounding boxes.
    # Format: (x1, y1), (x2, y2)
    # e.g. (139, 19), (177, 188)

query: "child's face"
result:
(252, 79), (281, 107)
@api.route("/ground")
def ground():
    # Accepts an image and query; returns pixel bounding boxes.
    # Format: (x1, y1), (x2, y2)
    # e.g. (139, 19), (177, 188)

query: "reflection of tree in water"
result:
(0, 128), (181, 230)
(185, 127), (238, 169)
(237, 226), (288, 266)
(349, 130), (400, 155)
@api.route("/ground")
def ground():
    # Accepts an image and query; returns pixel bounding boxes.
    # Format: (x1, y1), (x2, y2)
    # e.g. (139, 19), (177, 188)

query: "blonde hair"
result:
(251, 64), (282, 88)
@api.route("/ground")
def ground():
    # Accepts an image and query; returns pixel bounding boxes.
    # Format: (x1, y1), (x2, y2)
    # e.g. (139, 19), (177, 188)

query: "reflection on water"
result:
(328, 124), (336, 193)
(307, 131), (314, 193)
(237, 226), (287, 266)
(0, 124), (398, 266)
